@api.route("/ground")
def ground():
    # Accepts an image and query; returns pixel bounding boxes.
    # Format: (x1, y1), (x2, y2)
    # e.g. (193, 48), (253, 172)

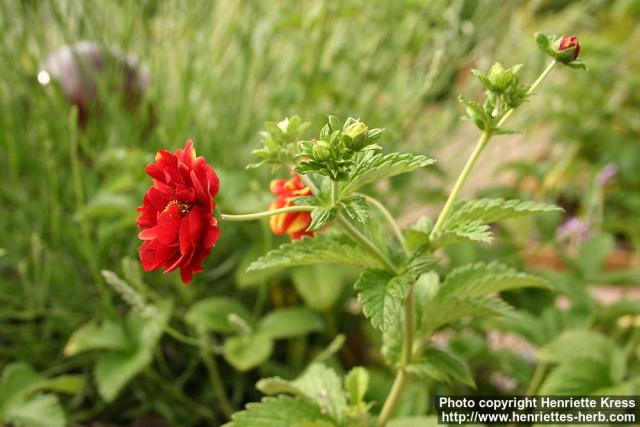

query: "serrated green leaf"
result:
(344, 367), (369, 408)
(247, 234), (386, 272)
(223, 333), (273, 372)
(64, 320), (129, 356)
(406, 256), (438, 277)
(291, 364), (347, 422)
(438, 262), (551, 299)
(341, 153), (434, 196)
(4, 394), (65, 427)
(308, 207), (337, 232)
(458, 95), (491, 130)
(340, 195), (370, 224)
(185, 297), (254, 334)
(224, 396), (336, 427)
(444, 198), (562, 228)
(251, 364), (346, 423)
(258, 307), (323, 339)
(407, 347), (475, 388)
(355, 270), (410, 332)
(430, 221), (493, 248)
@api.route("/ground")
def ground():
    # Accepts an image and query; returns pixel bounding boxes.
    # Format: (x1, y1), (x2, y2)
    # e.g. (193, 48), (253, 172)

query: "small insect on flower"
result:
(268, 172), (314, 240)
(137, 140), (220, 283)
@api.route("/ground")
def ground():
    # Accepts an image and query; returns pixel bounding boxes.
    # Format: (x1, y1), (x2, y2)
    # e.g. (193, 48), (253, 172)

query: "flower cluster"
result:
(137, 140), (220, 283)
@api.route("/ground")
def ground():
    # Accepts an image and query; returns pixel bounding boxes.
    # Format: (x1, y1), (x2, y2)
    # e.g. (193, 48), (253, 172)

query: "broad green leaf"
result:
(341, 153), (435, 196)
(344, 367), (369, 408)
(340, 195), (369, 224)
(538, 330), (619, 366)
(539, 358), (614, 395)
(577, 233), (615, 278)
(258, 307), (323, 339)
(308, 207), (337, 232)
(291, 364), (347, 422)
(292, 265), (344, 311)
(256, 364), (347, 423)
(248, 234), (386, 272)
(443, 198), (561, 229)
(28, 375), (85, 395)
(64, 320), (129, 356)
(4, 394), (65, 427)
(355, 270), (410, 332)
(0, 363), (42, 409)
(423, 296), (517, 334)
(185, 297), (253, 334)
(223, 396), (336, 427)
(403, 216), (433, 252)
(94, 300), (172, 401)
(256, 377), (305, 397)
(458, 95), (491, 130)
(439, 262), (551, 299)
(388, 416), (439, 427)
(407, 347), (475, 387)
(223, 333), (273, 371)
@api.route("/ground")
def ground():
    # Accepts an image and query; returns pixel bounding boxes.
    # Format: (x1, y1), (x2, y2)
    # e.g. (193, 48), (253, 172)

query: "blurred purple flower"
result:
(556, 217), (591, 242)
(596, 163), (617, 187)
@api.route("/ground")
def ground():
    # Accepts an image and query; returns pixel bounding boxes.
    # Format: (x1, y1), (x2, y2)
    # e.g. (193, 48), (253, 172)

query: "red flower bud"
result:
(557, 35), (580, 61)
(268, 172), (313, 240)
(137, 140), (220, 283)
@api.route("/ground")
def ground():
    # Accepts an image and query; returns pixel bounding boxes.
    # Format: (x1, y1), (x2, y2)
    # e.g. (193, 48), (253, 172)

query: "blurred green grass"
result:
(0, 0), (513, 366)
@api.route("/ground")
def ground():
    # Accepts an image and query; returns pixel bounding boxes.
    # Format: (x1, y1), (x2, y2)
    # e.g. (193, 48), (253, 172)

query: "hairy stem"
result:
(430, 129), (492, 237)
(331, 180), (339, 205)
(377, 287), (415, 427)
(337, 214), (399, 274)
(430, 60), (557, 239)
(378, 60), (559, 427)
(360, 193), (409, 256)
(220, 205), (315, 221)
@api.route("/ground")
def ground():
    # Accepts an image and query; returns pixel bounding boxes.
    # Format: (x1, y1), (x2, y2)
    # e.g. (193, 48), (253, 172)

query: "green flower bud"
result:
(312, 140), (332, 161)
(342, 121), (369, 150)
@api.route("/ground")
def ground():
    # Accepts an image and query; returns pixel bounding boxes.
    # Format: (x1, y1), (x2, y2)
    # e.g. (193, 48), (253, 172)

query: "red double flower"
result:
(137, 140), (220, 283)
(268, 172), (313, 240)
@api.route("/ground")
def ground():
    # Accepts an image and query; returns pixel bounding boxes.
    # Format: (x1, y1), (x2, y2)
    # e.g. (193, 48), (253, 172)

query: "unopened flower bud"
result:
(342, 121), (368, 150)
(555, 35), (580, 62)
(312, 140), (332, 161)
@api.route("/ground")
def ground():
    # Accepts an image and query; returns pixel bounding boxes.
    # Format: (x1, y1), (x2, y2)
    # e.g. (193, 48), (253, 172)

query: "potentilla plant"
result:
(136, 34), (583, 426)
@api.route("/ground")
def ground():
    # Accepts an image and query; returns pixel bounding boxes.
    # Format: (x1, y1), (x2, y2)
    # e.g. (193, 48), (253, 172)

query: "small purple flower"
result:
(596, 163), (617, 187)
(556, 217), (591, 242)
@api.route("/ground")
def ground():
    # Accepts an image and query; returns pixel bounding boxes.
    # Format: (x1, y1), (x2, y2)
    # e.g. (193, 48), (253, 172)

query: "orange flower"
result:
(268, 172), (313, 240)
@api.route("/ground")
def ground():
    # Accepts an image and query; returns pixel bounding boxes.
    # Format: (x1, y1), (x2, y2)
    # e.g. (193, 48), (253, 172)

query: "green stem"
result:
(220, 205), (315, 221)
(526, 362), (547, 395)
(197, 329), (235, 419)
(331, 180), (339, 205)
(360, 194), (409, 256)
(377, 60), (559, 427)
(430, 60), (557, 239)
(165, 325), (200, 347)
(337, 214), (399, 274)
(377, 287), (415, 427)
(430, 129), (492, 237)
